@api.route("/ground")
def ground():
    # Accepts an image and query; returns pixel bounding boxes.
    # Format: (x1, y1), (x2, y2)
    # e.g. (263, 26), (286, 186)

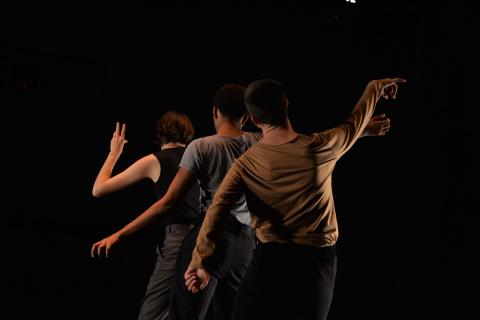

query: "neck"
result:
(216, 120), (244, 137)
(260, 119), (298, 145)
(161, 142), (185, 150)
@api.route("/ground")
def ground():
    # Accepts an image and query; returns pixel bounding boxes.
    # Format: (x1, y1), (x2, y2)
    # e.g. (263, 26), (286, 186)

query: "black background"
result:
(2, 1), (471, 319)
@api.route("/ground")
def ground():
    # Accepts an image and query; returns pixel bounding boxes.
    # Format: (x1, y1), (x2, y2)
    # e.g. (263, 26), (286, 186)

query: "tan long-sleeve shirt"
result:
(190, 80), (384, 269)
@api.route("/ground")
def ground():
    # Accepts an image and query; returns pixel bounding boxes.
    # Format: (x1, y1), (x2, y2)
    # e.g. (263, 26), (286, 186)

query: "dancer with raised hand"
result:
(185, 78), (406, 320)
(91, 111), (200, 320)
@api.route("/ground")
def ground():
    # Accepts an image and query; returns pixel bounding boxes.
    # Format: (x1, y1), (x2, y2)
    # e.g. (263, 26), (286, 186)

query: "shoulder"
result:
(142, 154), (161, 170)
(306, 131), (331, 144)
(185, 135), (217, 153)
(242, 131), (263, 147)
(182, 135), (217, 164)
(188, 134), (219, 148)
(244, 131), (262, 141)
(127, 154), (160, 178)
(138, 153), (160, 165)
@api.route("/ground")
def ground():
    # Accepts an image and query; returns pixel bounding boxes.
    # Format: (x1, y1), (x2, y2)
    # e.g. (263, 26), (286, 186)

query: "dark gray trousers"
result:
(138, 224), (194, 320)
(168, 216), (256, 320)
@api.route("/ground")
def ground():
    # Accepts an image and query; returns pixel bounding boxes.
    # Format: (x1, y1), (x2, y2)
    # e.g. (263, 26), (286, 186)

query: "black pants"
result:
(232, 242), (337, 320)
(168, 216), (256, 320)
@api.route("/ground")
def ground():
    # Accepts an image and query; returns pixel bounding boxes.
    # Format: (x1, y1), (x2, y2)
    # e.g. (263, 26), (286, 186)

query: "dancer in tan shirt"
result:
(185, 78), (406, 320)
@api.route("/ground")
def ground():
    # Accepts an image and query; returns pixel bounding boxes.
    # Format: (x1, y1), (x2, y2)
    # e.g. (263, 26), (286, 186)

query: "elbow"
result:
(159, 200), (174, 213)
(153, 197), (176, 216)
(92, 186), (106, 197)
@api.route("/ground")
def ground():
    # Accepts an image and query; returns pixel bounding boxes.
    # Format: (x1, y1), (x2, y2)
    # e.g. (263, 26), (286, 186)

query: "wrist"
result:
(115, 230), (125, 240)
(107, 151), (121, 161)
(360, 129), (370, 138)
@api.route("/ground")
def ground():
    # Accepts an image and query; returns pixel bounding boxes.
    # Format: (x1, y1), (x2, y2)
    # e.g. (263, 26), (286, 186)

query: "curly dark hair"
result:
(214, 84), (247, 120)
(155, 111), (195, 146)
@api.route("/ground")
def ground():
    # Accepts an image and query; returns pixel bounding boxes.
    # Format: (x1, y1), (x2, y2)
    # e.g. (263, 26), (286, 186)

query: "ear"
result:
(285, 97), (289, 109)
(213, 106), (219, 119)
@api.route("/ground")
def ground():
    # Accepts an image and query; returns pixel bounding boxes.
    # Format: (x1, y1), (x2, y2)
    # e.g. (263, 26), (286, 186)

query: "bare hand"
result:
(110, 122), (128, 157)
(363, 114), (391, 136)
(378, 78), (406, 100)
(184, 267), (211, 294)
(91, 233), (121, 258)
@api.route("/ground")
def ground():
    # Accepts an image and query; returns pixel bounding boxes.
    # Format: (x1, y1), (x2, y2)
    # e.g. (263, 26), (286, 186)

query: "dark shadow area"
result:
(1, 1), (467, 319)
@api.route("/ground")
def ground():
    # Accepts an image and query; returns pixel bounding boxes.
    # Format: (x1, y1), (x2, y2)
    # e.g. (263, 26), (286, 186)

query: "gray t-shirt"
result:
(179, 132), (262, 225)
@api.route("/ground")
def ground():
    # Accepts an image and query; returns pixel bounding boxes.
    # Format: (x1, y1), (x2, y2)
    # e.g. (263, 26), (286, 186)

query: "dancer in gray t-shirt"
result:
(180, 132), (261, 225)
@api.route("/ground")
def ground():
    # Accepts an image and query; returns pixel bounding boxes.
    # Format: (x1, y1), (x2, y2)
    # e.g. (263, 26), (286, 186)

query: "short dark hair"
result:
(244, 79), (288, 126)
(214, 84), (247, 120)
(155, 111), (195, 146)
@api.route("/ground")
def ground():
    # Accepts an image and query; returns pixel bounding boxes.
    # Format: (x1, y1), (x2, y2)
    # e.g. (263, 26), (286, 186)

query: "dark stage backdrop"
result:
(2, 1), (468, 319)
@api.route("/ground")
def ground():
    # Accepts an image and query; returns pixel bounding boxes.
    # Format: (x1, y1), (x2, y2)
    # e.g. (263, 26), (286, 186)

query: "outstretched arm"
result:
(90, 167), (196, 258)
(319, 78), (405, 156)
(92, 122), (160, 197)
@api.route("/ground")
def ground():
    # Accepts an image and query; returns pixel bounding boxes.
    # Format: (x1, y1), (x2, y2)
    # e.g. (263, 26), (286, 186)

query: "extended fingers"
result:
(91, 243), (98, 257)
(391, 78), (407, 84)
(391, 84), (398, 99)
(120, 123), (126, 139)
(383, 83), (398, 99)
(98, 242), (104, 257)
(91, 241), (105, 258)
(114, 122), (120, 138)
(383, 78), (406, 99)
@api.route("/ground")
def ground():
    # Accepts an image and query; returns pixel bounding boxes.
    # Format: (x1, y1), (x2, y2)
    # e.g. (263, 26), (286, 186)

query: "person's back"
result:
(187, 78), (406, 320)
(153, 147), (200, 226)
(232, 133), (340, 246)
(181, 132), (261, 224)
(90, 111), (200, 320)
(169, 84), (261, 320)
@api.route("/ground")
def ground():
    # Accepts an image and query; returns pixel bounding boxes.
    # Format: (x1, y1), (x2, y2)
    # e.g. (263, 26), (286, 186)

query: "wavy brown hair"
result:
(155, 111), (195, 146)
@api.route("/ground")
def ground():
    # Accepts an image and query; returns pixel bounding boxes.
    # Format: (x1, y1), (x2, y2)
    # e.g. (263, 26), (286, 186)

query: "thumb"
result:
(200, 279), (209, 290)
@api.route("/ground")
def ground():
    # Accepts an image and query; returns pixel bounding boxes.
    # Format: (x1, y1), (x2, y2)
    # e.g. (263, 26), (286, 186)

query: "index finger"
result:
(391, 78), (406, 83)
(383, 78), (406, 88)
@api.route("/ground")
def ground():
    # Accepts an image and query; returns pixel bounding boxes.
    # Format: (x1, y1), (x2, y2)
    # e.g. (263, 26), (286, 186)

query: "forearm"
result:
(117, 198), (173, 238)
(92, 152), (121, 196)
(189, 204), (229, 270)
(347, 80), (383, 138)
(325, 80), (384, 155)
